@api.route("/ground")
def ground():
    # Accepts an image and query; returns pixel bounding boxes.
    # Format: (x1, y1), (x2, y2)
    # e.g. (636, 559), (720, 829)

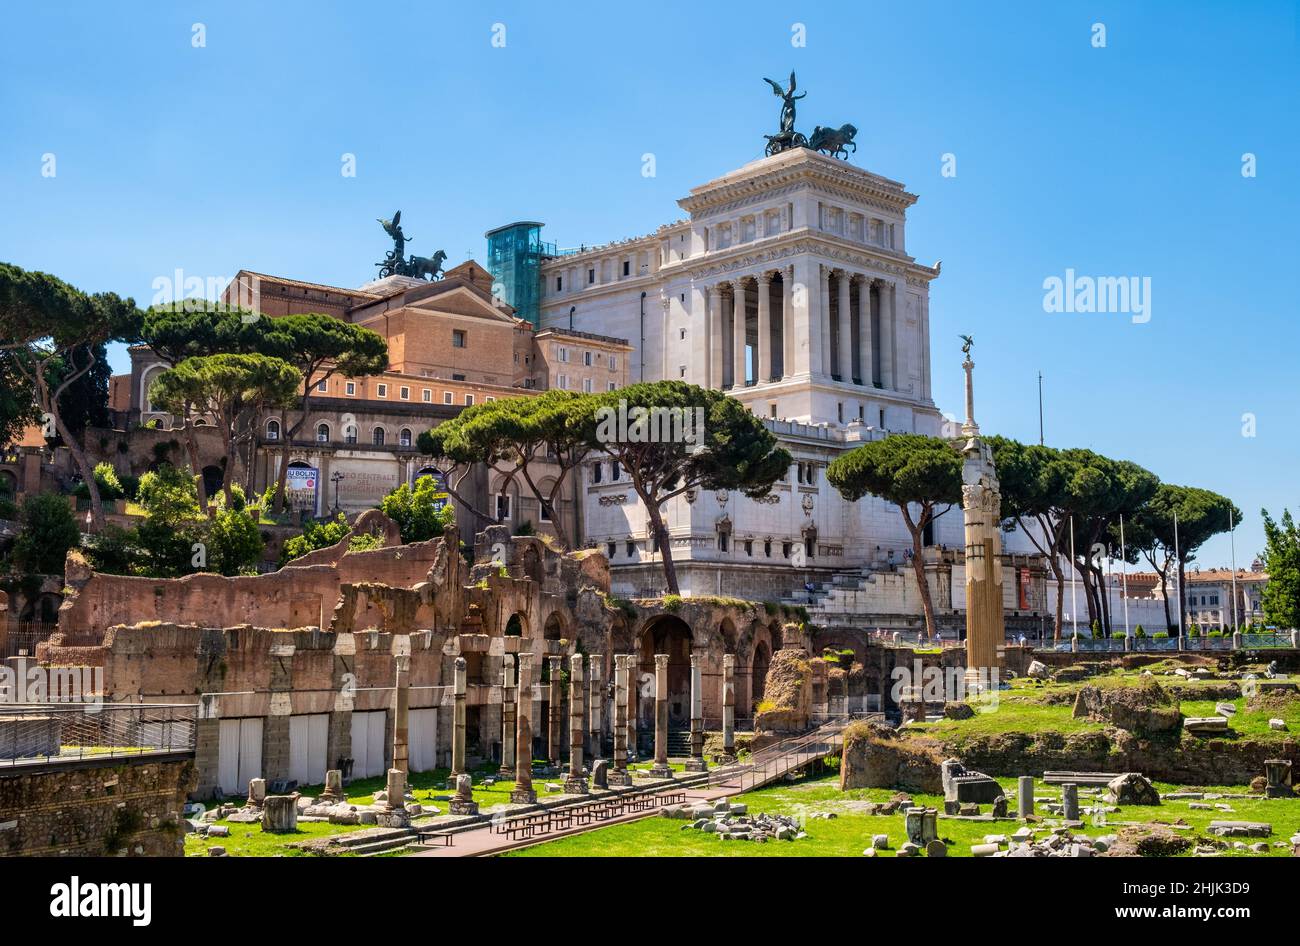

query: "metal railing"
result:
(2, 622), (60, 658)
(708, 712), (879, 792)
(1041, 632), (1294, 654)
(0, 703), (197, 766)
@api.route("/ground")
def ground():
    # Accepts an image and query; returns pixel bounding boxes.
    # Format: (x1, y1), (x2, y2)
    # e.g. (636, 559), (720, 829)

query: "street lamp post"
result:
(331, 471), (344, 513)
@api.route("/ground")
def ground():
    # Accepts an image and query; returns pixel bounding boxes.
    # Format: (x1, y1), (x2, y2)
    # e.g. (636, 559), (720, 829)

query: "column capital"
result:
(689, 652), (703, 669)
(569, 652), (584, 676)
(516, 651), (532, 673)
(653, 653), (670, 671)
(758, 270), (773, 285)
(723, 653), (735, 671)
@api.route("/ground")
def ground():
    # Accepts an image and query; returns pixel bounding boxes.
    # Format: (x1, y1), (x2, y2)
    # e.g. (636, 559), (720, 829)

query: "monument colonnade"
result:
(696, 261), (903, 392)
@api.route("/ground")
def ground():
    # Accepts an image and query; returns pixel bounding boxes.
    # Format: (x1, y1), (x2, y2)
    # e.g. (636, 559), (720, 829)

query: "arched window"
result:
(399, 427), (412, 447)
(266, 419), (280, 442)
(316, 423), (330, 443)
(344, 424), (357, 444)
(372, 427), (385, 446)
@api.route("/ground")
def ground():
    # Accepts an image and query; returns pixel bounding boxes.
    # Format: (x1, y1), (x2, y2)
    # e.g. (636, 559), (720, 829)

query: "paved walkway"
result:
(409, 781), (731, 857)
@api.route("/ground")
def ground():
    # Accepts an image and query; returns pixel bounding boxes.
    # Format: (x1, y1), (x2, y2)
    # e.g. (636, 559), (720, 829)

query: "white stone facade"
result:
(529, 148), (1043, 609)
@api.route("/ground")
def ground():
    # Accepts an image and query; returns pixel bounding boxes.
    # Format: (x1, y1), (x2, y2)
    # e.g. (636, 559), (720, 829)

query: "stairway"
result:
(666, 729), (692, 758)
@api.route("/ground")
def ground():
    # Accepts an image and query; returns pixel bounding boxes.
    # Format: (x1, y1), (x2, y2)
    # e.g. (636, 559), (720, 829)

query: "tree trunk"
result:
(644, 500), (678, 596)
(1049, 558), (1066, 642)
(183, 420), (208, 510)
(903, 509), (937, 641)
(1177, 557), (1187, 636)
(56, 412), (104, 531)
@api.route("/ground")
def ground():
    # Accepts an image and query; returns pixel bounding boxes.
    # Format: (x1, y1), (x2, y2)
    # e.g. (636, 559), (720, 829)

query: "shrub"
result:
(661, 594), (683, 613)
(207, 508), (264, 576)
(73, 462), (125, 502)
(1188, 623), (1201, 638)
(1134, 625), (1146, 638)
(12, 493), (80, 575)
(1207, 630), (1224, 638)
(1152, 631), (1169, 639)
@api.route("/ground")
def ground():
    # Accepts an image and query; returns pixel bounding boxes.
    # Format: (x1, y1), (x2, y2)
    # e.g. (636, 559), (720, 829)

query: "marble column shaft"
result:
(588, 654), (602, 758)
(511, 653), (536, 803)
(568, 653), (585, 781)
(722, 654), (736, 757)
(499, 656), (516, 777)
(392, 654), (410, 776)
(547, 655), (563, 765)
(451, 655), (467, 776)
(757, 274), (772, 382)
(732, 280), (747, 387)
(858, 278), (875, 386)
(651, 653), (672, 777)
(835, 270), (852, 381)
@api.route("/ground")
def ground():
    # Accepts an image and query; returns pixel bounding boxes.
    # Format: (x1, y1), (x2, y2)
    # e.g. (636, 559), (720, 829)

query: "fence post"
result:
(1232, 630), (1242, 650)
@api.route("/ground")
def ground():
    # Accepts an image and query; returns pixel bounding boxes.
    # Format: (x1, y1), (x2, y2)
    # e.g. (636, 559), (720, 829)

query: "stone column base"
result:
(648, 763), (674, 780)
(716, 753), (737, 766)
(376, 808), (411, 828)
(497, 765), (514, 779)
(607, 769), (635, 787)
(449, 799), (480, 816)
(510, 789), (537, 805)
(563, 776), (589, 794)
(684, 757), (709, 773)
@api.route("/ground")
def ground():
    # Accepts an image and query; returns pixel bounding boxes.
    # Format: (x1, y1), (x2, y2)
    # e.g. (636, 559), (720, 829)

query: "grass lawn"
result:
(507, 772), (1300, 858)
(185, 820), (361, 857)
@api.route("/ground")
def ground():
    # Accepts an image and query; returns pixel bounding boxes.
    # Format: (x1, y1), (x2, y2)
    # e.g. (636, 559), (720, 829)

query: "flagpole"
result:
(1069, 516), (1078, 638)
(1120, 514), (1130, 636)
(1229, 507), (1238, 631)
(1173, 509), (1183, 639)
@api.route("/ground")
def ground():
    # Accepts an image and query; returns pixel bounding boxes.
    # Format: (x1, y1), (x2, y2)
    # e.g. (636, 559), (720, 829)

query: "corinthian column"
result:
(880, 281), (896, 389)
(707, 286), (723, 389)
(564, 653), (587, 793)
(858, 278), (875, 387)
(685, 653), (708, 772)
(782, 266), (795, 378)
(587, 653), (602, 761)
(649, 653), (674, 779)
(757, 273), (772, 383)
(721, 654), (736, 763)
(609, 655), (633, 787)
(510, 653), (537, 804)
(392, 653), (409, 775)
(961, 353), (1005, 684)
(547, 655), (562, 766)
(498, 655), (516, 778)
(451, 655), (467, 776)
(835, 269), (852, 381)
(732, 279), (747, 387)
(819, 265), (833, 376)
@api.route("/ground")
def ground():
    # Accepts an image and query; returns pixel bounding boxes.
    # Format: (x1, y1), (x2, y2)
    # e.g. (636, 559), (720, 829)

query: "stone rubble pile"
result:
(661, 798), (806, 842)
(974, 825), (1117, 858)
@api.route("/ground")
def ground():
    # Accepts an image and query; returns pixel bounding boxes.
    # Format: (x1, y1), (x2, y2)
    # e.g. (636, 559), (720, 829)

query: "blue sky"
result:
(1, 1), (1296, 567)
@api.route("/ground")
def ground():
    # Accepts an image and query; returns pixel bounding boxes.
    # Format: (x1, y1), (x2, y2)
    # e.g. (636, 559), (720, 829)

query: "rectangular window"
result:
(558, 346), (569, 363)
(608, 381), (617, 392)
(316, 379), (328, 393)
(496, 494), (511, 521)
(465, 394), (474, 406)
(376, 383), (387, 398)
(609, 354), (618, 370)
(583, 351), (593, 366)
(443, 392), (453, 405)
(555, 276), (563, 292)
(422, 389), (432, 402)
(622, 260), (630, 277)
(607, 542), (616, 558)
(345, 381), (356, 396)
(486, 396), (495, 402)
(718, 533), (728, 552)
(539, 500), (552, 523)
(587, 268), (595, 284)
(558, 374), (569, 389)
(626, 541), (635, 557)
(399, 386), (410, 400)
(452, 330), (466, 348)
(583, 378), (594, 393)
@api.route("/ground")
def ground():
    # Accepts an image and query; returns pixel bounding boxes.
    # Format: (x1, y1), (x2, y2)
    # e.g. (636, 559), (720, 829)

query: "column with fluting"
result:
(498, 655), (516, 778)
(707, 286), (723, 390)
(451, 655), (467, 776)
(587, 653), (602, 762)
(721, 654), (737, 763)
(609, 655), (633, 786)
(564, 653), (587, 792)
(757, 273), (772, 383)
(547, 655), (562, 767)
(732, 279), (747, 387)
(781, 266), (795, 379)
(685, 652), (707, 772)
(835, 269), (852, 381)
(625, 654), (638, 762)
(649, 653), (674, 779)
(510, 653), (537, 804)
(858, 277), (875, 387)
(819, 265), (833, 376)
(392, 653), (410, 776)
(880, 281), (896, 390)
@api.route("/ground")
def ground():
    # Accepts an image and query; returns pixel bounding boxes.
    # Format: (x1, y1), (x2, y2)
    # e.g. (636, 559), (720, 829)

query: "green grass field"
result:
(507, 773), (1300, 857)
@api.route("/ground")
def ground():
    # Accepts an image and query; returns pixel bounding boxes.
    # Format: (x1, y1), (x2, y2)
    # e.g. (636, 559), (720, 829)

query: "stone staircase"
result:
(327, 826), (418, 857)
(666, 729), (692, 758)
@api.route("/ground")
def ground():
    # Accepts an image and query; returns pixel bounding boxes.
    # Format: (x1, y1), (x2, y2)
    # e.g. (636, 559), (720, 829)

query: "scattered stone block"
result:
(260, 795), (298, 833)
(871, 833), (889, 849)
(1105, 772), (1161, 806)
(1184, 716), (1229, 735)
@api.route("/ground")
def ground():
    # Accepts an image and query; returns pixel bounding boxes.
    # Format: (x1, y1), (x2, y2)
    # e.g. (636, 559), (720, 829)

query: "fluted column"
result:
(781, 266), (795, 378)
(451, 655), (467, 776)
(625, 654), (637, 761)
(707, 286), (723, 389)
(757, 273), (772, 383)
(818, 265), (833, 376)
(392, 654), (409, 776)
(835, 269), (852, 382)
(732, 279), (747, 387)
(587, 653), (602, 761)
(564, 653), (587, 793)
(609, 655), (633, 786)
(498, 656), (516, 777)
(880, 281), (896, 390)
(649, 653), (674, 778)
(547, 655), (562, 766)
(721, 654), (736, 763)
(685, 653), (707, 772)
(858, 277), (875, 387)
(510, 653), (537, 804)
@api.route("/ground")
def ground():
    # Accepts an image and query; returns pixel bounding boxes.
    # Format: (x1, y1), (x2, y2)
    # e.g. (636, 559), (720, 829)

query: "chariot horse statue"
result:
(375, 210), (447, 280)
(808, 123), (858, 160)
